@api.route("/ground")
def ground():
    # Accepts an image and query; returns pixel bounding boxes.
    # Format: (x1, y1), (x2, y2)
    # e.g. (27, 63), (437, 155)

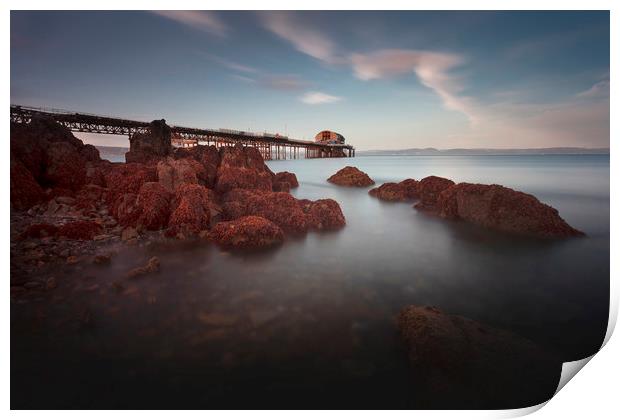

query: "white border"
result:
(3, 1), (616, 418)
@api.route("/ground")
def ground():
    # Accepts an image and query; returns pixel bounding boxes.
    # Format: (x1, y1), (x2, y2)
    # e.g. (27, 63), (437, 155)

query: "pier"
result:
(10, 105), (355, 160)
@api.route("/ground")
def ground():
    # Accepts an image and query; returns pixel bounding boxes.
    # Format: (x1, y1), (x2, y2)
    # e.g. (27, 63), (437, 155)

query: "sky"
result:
(10, 11), (610, 150)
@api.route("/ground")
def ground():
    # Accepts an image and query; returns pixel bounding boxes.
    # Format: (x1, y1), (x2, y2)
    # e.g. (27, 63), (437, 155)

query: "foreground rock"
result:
(210, 216), (284, 250)
(368, 179), (419, 201)
(327, 166), (375, 187)
(297, 199), (346, 230)
(436, 183), (584, 238)
(413, 176), (455, 211)
(398, 305), (560, 408)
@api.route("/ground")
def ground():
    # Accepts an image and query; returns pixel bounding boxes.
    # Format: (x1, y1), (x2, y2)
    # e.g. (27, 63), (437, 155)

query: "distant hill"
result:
(357, 147), (610, 156)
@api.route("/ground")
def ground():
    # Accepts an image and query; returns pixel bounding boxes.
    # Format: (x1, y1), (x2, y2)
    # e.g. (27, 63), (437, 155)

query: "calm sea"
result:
(11, 154), (610, 408)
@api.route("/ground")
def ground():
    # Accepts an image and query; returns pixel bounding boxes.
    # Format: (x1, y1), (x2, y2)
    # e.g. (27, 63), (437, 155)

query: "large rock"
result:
(135, 182), (172, 230)
(191, 145), (220, 188)
(167, 183), (214, 238)
(104, 163), (157, 206)
(414, 176), (455, 211)
(274, 171), (299, 188)
(156, 157), (207, 192)
(10, 158), (45, 210)
(222, 189), (308, 234)
(398, 305), (560, 408)
(210, 216), (284, 250)
(125, 119), (172, 163)
(436, 183), (584, 238)
(298, 199), (346, 230)
(215, 144), (274, 193)
(327, 166), (374, 187)
(369, 178), (419, 202)
(43, 142), (87, 191)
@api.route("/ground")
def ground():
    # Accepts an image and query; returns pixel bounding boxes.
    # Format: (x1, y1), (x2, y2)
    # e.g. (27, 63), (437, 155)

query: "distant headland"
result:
(357, 147), (610, 156)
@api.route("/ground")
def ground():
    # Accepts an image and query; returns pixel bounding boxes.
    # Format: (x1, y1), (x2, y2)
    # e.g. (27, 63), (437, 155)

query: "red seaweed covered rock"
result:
(222, 189), (308, 234)
(369, 179), (419, 202)
(272, 181), (291, 193)
(75, 184), (106, 213)
(104, 163), (157, 207)
(274, 171), (299, 188)
(397, 305), (560, 408)
(135, 182), (172, 230)
(57, 221), (103, 240)
(210, 216), (284, 250)
(215, 144), (274, 193)
(436, 183), (584, 238)
(10, 158), (45, 210)
(414, 176), (455, 211)
(156, 157), (207, 192)
(327, 166), (374, 187)
(298, 198), (346, 230)
(167, 183), (213, 238)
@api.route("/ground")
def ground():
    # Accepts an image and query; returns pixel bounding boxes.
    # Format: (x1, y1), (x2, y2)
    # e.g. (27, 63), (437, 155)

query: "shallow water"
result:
(11, 155), (610, 409)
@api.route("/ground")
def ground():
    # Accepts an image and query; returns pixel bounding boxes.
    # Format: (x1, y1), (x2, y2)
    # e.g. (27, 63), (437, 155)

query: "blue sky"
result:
(11, 11), (609, 149)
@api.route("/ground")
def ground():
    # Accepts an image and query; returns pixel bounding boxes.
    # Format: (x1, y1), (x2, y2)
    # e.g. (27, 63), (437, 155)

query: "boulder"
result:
(210, 216), (284, 250)
(156, 157), (207, 192)
(414, 176), (455, 211)
(125, 119), (172, 163)
(192, 145), (220, 188)
(75, 184), (106, 213)
(298, 198), (346, 230)
(398, 305), (560, 408)
(222, 189), (308, 234)
(57, 221), (103, 240)
(369, 179), (419, 202)
(215, 144), (274, 193)
(10, 158), (45, 210)
(272, 181), (291, 193)
(135, 182), (172, 230)
(43, 142), (87, 191)
(436, 183), (584, 238)
(167, 183), (213, 238)
(327, 166), (374, 187)
(104, 162), (157, 208)
(274, 171), (299, 188)
(79, 144), (101, 162)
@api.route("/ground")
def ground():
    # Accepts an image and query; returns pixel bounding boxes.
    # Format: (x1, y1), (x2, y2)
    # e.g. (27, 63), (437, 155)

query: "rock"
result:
(222, 189), (308, 234)
(21, 223), (58, 239)
(298, 198), (346, 230)
(45, 277), (57, 290)
(436, 183), (585, 238)
(121, 226), (138, 242)
(112, 193), (140, 227)
(167, 183), (213, 238)
(369, 179), (419, 201)
(414, 176), (455, 211)
(135, 182), (172, 230)
(93, 253), (112, 265)
(210, 216), (284, 250)
(327, 166), (375, 187)
(55, 196), (76, 205)
(104, 163), (158, 209)
(156, 157), (207, 192)
(215, 144), (274, 193)
(10, 158), (46, 210)
(57, 221), (103, 240)
(272, 181), (291, 193)
(126, 256), (160, 279)
(66, 256), (79, 265)
(125, 120), (172, 163)
(75, 184), (106, 212)
(79, 144), (101, 162)
(274, 171), (299, 188)
(43, 141), (87, 191)
(397, 305), (560, 408)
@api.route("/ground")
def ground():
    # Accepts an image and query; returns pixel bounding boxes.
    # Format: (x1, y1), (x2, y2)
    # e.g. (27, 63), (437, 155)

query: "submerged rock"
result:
(436, 183), (584, 238)
(397, 305), (560, 408)
(298, 198), (346, 230)
(126, 256), (160, 279)
(327, 166), (375, 187)
(210, 216), (284, 250)
(369, 179), (419, 201)
(414, 175), (455, 211)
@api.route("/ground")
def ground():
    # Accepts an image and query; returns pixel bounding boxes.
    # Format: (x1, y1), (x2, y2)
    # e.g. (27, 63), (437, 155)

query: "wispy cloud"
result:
(351, 49), (478, 123)
(208, 55), (258, 73)
(259, 11), (341, 64)
(151, 11), (228, 37)
(300, 91), (342, 105)
(577, 79), (610, 98)
(260, 75), (308, 91)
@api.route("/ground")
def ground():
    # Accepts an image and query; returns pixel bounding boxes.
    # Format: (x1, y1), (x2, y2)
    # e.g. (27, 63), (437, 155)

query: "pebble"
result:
(46, 277), (57, 290)
(66, 255), (79, 265)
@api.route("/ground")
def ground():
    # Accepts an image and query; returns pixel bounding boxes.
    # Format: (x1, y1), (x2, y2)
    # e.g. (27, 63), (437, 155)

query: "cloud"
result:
(151, 11), (228, 37)
(300, 91), (343, 105)
(208, 55), (258, 73)
(259, 75), (308, 91)
(577, 79), (610, 98)
(259, 12), (341, 64)
(350, 49), (478, 123)
(231, 74), (255, 83)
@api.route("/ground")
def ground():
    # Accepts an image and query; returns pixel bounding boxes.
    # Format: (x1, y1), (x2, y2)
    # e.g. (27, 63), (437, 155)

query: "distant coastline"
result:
(357, 147), (610, 156)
